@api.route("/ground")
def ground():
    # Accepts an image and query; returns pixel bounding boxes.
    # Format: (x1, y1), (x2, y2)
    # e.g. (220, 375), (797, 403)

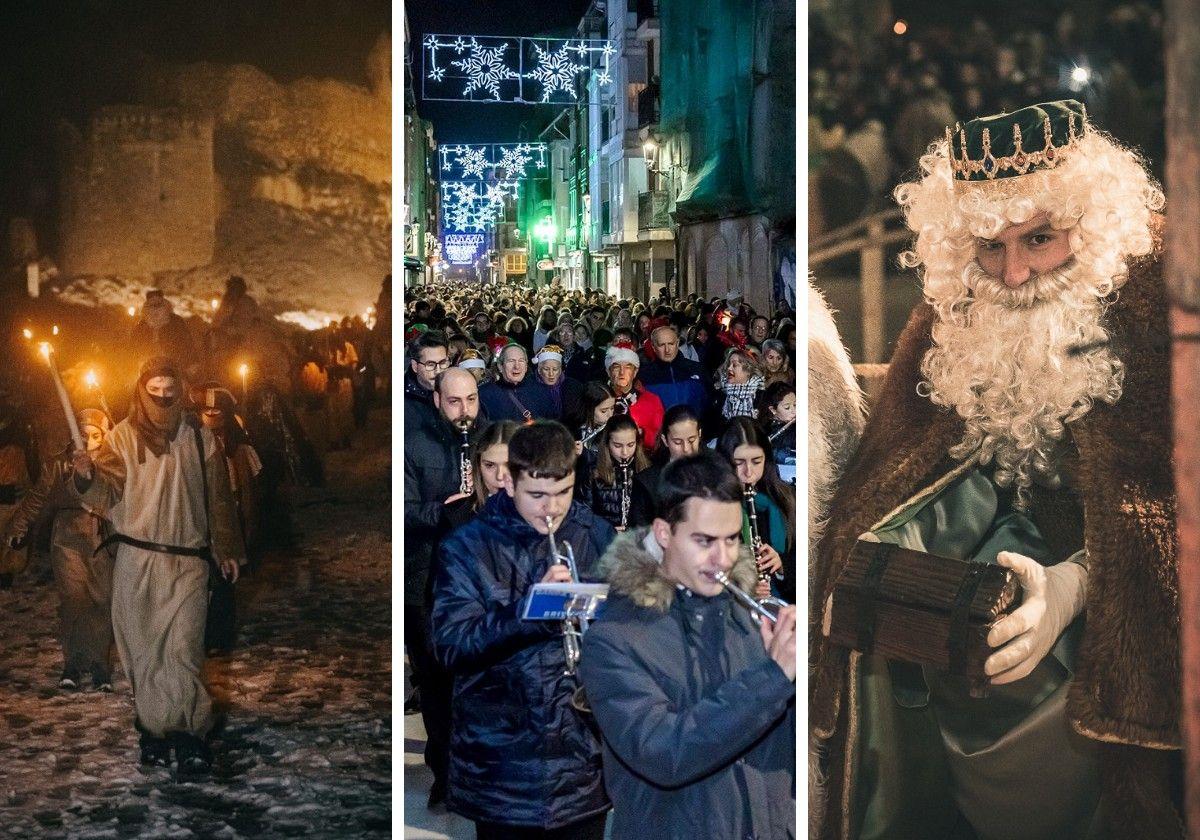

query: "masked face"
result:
(655, 498), (743, 598)
(201, 408), (223, 430)
(84, 425), (105, 452)
(145, 376), (180, 407)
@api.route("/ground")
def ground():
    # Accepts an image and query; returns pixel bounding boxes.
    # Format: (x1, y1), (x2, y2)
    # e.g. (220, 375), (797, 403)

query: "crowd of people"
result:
(0, 272), (391, 775)
(809, 3), (1163, 230)
(403, 277), (799, 835)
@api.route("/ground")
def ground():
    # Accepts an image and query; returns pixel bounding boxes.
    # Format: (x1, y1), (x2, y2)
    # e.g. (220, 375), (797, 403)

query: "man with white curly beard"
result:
(810, 101), (1183, 839)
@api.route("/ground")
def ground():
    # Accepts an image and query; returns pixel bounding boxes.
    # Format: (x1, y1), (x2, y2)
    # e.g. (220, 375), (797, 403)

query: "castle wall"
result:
(58, 106), (216, 277)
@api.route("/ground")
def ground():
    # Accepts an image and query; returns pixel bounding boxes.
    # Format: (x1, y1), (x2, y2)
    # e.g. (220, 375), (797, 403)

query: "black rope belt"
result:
(95, 532), (211, 560)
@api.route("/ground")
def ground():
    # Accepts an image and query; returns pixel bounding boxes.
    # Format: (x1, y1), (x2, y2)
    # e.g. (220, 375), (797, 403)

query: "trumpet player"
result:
(432, 421), (616, 839)
(577, 451), (796, 839)
(403, 367), (482, 806)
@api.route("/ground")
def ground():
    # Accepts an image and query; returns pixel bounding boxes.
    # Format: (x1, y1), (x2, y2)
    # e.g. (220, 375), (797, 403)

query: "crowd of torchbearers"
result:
(403, 277), (800, 838)
(0, 272), (392, 775)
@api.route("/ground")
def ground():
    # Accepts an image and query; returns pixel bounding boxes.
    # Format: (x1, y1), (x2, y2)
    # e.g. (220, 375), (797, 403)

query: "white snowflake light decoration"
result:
(450, 38), (520, 101)
(423, 34), (613, 105)
(524, 42), (588, 102)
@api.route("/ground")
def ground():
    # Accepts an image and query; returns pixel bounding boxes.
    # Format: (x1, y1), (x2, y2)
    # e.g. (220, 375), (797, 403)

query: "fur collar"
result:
(600, 527), (759, 612)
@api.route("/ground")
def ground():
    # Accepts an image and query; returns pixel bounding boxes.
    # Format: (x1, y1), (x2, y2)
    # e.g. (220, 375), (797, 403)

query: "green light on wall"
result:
(534, 217), (557, 244)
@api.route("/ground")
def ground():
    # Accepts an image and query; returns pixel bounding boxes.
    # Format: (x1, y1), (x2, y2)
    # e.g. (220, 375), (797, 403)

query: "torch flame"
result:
(22, 328), (32, 340)
(38, 342), (51, 361)
(128, 306), (137, 317)
(52, 324), (59, 336)
(211, 298), (220, 311)
(85, 370), (98, 388)
(238, 363), (249, 378)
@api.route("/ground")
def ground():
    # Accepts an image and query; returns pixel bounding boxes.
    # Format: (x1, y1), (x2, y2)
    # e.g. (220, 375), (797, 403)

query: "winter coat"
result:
(639, 356), (712, 418)
(566, 346), (606, 384)
(404, 414), (480, 606)
(479, 375), (557, 423)
(431, 492), (616, 828)
(578, 529), (796, 839)
(810, 240), (1184, 839)
(575, 455), (654, 531)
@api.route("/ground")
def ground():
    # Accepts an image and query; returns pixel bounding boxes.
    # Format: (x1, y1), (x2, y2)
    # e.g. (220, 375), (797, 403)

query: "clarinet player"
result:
(577, 451), (796, 839)
(432, 421), (616, 838)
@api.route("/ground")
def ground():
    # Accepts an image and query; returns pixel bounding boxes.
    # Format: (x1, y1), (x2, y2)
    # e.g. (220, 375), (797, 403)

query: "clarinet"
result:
(618, 460), (632, 530)
(579, 423), (603, 450)
(744, 483), (770, 583)
(458, 424), (473, 495)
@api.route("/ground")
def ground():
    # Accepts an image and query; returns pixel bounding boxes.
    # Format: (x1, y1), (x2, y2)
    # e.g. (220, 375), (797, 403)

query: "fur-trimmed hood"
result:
(600, 527), (759, 612)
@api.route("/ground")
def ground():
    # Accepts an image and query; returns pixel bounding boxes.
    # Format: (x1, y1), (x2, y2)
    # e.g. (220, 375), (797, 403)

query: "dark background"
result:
(404, 0), (593, 143)
(0, 0), (390, 225)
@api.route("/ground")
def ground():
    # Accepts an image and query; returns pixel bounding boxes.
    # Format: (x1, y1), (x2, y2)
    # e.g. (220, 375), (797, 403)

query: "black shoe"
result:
(59, 673), (80, 691)
(404, 690), (421, 715)
(428, 780), (447, 808)
(171, 733), (212, 776)
(91, 669), (113, 693)
(139, 734), (172, 768)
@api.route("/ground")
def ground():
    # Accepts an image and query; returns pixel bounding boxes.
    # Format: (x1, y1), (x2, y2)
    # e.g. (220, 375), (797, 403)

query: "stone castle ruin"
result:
(55, 34), (391, 322)
(58, 108), (217, 278)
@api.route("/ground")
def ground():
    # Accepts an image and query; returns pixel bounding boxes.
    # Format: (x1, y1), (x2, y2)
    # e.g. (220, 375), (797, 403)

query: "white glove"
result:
(985, 551), (1087, 685)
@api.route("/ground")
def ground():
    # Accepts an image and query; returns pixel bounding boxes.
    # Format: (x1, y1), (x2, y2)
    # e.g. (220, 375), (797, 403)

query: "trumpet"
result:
(714, 570), (789, 625)
(546, 516), (585, 676)
(458, 423), (473, 496)
(743, 484), (770, 583)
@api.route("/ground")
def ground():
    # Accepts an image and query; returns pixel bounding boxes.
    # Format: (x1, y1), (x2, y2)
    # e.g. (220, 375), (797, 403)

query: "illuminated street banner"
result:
(440, 180), (520, 233)
(445, 233), (487, 265)
(439, 143), (548, 181)
(423, 35), (614, 104)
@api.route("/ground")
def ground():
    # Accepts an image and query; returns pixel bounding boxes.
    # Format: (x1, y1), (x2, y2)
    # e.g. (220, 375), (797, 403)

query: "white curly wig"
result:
(895, 128), (1164, 501)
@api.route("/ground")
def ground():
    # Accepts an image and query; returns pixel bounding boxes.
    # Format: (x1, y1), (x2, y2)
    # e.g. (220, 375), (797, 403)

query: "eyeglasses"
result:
(419, 359), (452, 372)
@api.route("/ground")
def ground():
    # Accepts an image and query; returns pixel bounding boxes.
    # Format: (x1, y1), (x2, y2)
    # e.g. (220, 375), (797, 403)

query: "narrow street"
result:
(0, 409), (392, 839)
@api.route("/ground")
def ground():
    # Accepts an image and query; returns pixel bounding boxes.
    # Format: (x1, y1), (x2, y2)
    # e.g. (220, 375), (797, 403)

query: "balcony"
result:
(637, 82), (660, 130)
(638, 190), (671, 230)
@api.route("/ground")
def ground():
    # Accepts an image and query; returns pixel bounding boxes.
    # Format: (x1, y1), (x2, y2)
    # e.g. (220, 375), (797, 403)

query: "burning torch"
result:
(238, 362), (249, 402)
(39, 342), (84, 452)
(84, 368), (113, 420)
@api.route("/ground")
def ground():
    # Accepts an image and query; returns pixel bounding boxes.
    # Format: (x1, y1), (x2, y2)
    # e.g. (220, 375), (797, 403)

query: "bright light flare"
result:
(1071, 66), (1090, 85)
(85, 370), (99, 388)
(21, 328), (32, 340)
(38, 342), (51, 361)
(211, 298), (220, 311)
(128, 306), (137, 317)
(893, 20), (908, 35)
(238, 363), (249, 378)
(51, 324), (60, 336)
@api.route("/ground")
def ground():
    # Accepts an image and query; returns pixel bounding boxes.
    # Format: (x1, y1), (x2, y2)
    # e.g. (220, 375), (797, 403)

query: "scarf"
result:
(129, 358), (184, 462)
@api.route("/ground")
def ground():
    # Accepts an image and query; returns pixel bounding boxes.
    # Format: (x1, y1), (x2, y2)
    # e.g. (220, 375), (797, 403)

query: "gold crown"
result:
(948, 107), (1087, 181)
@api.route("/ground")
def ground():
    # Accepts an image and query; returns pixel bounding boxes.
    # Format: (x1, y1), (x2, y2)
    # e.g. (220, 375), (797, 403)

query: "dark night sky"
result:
(0, 0), (390, 222)
(404, 0), (593, 143)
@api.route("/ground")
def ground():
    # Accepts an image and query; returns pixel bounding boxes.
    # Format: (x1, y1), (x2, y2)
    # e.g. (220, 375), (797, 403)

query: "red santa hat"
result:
(605, 339), (641, 370)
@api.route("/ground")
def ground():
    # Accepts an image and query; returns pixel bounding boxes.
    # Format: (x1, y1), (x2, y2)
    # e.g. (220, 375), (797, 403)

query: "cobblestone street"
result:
(0, 410), (392, 839)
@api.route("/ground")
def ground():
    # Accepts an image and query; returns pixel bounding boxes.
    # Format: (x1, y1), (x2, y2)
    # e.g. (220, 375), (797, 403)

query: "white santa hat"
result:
(534, 345), (564, 365)
(605, 340), (640, 370)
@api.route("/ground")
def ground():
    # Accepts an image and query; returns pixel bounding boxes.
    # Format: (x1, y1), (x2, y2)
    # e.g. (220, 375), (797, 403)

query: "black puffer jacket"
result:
(578, 529), (796, 839)
(575, 453), (653, 531)
(403, 413), (480, 607)
(431, 493), (616, 828)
